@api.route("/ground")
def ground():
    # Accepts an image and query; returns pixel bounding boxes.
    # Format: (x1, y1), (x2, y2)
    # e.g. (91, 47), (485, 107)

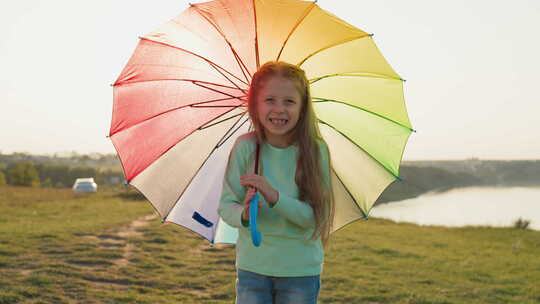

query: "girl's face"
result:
(256, 76), (303, 147)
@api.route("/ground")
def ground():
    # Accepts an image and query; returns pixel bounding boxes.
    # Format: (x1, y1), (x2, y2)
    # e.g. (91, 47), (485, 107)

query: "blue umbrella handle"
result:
(249, 193), (261, 247)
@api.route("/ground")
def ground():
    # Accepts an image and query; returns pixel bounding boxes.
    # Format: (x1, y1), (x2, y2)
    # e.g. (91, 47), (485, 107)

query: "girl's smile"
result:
(268, 118), (288, 126)
(256, 76), (302, 148)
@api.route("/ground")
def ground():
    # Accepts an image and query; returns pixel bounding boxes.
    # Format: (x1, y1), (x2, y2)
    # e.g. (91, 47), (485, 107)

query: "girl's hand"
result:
(240, 174), (279, 206)
(242, 187), (261, 222)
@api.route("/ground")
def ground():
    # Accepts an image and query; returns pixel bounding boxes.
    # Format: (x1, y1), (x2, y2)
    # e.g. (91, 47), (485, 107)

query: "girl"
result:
(218, 61), (335, 304)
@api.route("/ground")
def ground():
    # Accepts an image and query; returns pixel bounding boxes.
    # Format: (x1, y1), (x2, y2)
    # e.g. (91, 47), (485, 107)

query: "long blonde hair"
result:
(247, 61), (335, 246)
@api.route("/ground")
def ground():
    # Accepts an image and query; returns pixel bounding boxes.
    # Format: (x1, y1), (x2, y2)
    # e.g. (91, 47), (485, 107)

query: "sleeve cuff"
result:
(268, 191), (279, 208)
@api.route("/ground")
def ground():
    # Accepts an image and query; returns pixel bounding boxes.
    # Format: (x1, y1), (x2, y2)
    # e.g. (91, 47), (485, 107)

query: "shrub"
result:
(513, 218), (530, 230)
(7, 162), (40, 187)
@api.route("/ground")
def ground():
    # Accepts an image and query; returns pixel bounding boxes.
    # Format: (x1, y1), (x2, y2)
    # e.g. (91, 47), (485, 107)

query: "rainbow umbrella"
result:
(109, 0), (413, 244)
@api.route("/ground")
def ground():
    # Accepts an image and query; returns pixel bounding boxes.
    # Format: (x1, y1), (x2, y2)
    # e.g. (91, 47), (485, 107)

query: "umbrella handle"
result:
(249, 193), (261, 247)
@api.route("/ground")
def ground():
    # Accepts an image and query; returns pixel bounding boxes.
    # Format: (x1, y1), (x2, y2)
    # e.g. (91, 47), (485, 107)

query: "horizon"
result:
(1, 150), (538, 162)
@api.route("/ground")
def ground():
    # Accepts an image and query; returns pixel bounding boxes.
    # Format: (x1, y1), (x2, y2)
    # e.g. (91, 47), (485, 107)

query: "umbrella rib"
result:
(309, 73), (404, 84)
(297, 34), (372, 67)
(232, 48), (252, 82)
(317, 119), (402, 181)
(191, 105), (244, 108)
(191, 4), (252, 84)
(190, 95), (246, 107)
(108, 134), (131, 182)
(109, 97), (245, 137)
(220, 3), (254, 80)
(276, 2), (317, 62)
(114, 78), (245, 92)
(193, 81), (248, 99)
(252, 0), (260, 69)
(216, 115), (251, 149)
(314, 98), (414, 132)
(198, 110), (247, 130)
(330, 166), (368, 220)
(138, 37), (249, 89)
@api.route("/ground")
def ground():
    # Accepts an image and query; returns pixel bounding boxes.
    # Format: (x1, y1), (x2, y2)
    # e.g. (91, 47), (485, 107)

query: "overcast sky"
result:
(1, 0), (539, 160)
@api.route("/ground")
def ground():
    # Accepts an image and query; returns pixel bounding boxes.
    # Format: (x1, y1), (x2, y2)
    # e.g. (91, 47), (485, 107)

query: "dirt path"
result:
(114, 213), (157, 267)
(16, 213), (158, 281)
(82, 213), (157, 268)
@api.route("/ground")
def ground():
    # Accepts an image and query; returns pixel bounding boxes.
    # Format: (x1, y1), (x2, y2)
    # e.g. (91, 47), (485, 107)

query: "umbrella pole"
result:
(249, 143), (262, 246)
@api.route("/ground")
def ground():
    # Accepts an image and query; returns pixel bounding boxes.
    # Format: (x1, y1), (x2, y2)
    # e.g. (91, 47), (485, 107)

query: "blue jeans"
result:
(236, 269), (321, 304)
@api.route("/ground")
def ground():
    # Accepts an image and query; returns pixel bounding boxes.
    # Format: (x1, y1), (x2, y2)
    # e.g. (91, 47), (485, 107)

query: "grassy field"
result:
(0, 186), (539, 304)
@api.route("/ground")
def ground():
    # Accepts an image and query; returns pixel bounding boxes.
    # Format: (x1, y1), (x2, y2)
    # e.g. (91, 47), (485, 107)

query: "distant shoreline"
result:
(381, 184), (540, 205)
(376, 160), (540, 205)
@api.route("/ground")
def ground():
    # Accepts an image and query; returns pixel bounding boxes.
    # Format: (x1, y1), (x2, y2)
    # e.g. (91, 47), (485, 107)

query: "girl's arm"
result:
(218, 138), (250, 228)
(270, 192), (315, 229)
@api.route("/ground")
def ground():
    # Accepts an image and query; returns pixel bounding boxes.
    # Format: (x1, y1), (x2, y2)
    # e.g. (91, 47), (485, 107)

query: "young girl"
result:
(218, 61), (335, 304)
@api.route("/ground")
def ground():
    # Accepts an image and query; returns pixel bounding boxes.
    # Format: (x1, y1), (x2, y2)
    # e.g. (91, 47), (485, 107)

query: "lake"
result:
(371, 186), (540, 230)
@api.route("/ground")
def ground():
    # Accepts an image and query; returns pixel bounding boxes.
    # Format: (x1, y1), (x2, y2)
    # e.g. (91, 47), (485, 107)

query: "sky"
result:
(1, 0), (539, 160)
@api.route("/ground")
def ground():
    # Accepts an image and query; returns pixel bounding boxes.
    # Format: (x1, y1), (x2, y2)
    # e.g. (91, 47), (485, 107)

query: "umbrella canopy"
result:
(110, 0), (413, 244)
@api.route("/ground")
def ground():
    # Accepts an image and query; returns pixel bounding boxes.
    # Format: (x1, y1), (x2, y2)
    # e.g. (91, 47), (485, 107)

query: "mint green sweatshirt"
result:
(218, 132), (330, 277)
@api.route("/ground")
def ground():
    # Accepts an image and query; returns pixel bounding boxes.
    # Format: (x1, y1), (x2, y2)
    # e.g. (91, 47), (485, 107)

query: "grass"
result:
(0, 186), (539, 303)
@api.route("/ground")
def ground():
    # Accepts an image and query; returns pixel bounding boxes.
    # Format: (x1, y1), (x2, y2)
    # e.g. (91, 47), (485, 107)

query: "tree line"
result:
(0, 162), (123, 188)
(0, 152), (121, 171)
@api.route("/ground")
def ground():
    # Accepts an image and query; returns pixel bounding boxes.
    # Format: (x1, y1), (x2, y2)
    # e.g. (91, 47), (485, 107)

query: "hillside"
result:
(377, 159), (540, 204)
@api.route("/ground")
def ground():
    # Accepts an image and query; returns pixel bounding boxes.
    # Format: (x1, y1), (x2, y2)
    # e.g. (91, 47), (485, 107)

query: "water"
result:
(371, 187), (540, 230)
